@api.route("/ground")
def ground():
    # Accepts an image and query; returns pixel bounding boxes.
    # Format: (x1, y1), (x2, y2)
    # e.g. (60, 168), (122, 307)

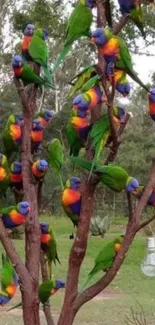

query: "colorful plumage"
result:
(12, 55), (53, 88)
(32, 160), (48, 179)
(148, 88), (155, 121)
(10, 162), (23, 191)
(68, 65), (97, 98)
(88, 106), (125, 180)
(70, 157), (139, 193)
(0, 154), (10, 196)
(39, 279), (65, 304)
(31, 119), (44, 151)
(118, 0), (145, 37)
(106, 69), (131, 96)
(28, 28), (52, 84)
(3, 114), (23, 160)
(62, 177), (82, 227)
(132, 186), (155, 207)
(82, 236), (123, 288)
(47, 139), (64, 189)
(73, 86), (104, 112)
(40, 223), (60, 279)
(21, 24), (35, 61)
(90, 28), (149, 92)
(35, 110), (54, 127)
(66, 107), (90, 157)
(52, 0), (93, 72)
(0, 201), (30, 229)
(0, 254), (18, 306)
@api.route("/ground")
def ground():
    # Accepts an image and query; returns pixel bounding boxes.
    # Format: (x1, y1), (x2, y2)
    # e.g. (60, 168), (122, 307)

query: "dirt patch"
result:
(93, 288), (124, 301)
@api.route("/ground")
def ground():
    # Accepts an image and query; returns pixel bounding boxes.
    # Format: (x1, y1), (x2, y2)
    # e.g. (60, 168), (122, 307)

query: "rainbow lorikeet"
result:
(0, 154), (10, 197)
(21, 24), (35, 61)
(148, 88), (155, 121)
(132, 186), (155, 207)
(12, 55), (53, 88)
(40, 223), (60, 279)
(0, 201), (30, 229)
(52, 0), (94, 72)
(70, 158), (139, 193)
(106, 68), (131, 97)
(31, 119), (44, 151)
(47, 139), (64, 189)
(90, 28), (149, 92)
(9, 162), (23, 191)
(62, 177), (82, 227)
(73, 86), (104, 112)
(28, 28), (52, 84)
(35, 109), (54, 127)
(32, 160), (49, 180)
(82, 236), (124, 289)
(3, 114), (23, 160)
(66, 107), (90, 157)
(88, 106), (125, 180)
(0, 254), (18, 297)
(118, 0), (145, 37)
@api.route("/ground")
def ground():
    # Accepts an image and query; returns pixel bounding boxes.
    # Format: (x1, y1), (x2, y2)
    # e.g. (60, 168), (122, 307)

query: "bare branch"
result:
(127, 193), (133, 220)
(113, 14), (130, 34)
(136, 214), (155, 232)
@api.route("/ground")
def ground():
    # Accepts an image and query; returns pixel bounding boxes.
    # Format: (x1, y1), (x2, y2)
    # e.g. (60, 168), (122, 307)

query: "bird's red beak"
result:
(90, 37), (96, 44)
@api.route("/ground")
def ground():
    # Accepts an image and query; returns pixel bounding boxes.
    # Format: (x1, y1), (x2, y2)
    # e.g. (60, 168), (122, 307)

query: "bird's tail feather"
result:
(129, 70), (149, 92)
(70, 156), (93, 172)
(52, 45), (72, 73)
(58, 172), (64, 190)
(80, 273), (95, 291)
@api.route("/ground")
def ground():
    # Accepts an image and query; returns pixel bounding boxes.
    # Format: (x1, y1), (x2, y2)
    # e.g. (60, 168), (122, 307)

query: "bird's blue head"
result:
(114, 106), (126, 123)
(149, 88), (155, 102)
(66, 177), (81, 190)
(37, 159), (49, 172)
(24, 24), (35, 36)
(42, 29), (48, 40)
(116, 82), (131, 96)
(12, 55), (23, 68)
(90, 28), (107, 46)
(126, 177), (139, 193)
(43, 110), (54, 121)
(18, 201), (31, 215)
(11, 162), (22, 174)
(85, 0), (96, 8)
(40, 222), (48, 234)
(55, 279), (66, 290)
(32, 119), (44, 131)
(73, 94), (90, 111)
(0, 293), (10, 306)
(15, 115), (24, 126)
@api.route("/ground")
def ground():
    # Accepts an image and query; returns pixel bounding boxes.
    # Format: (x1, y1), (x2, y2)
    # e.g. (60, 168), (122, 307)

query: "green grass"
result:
(0, 216), (155, 325)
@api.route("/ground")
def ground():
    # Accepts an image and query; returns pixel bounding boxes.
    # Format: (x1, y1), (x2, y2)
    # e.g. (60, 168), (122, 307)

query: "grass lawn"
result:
(0, 216), (155, 325)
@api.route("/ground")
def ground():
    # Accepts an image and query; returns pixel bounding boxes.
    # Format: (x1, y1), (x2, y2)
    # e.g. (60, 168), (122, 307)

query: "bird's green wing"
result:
(95, 164), (128, 191)
(1, 254), (14, 291)
(81, 75), (100, 92)
(48, 225), (60, 265)
(68, 65), (96, 98)
(47, 139), (64, 189)
(66, 115), (83, 157)
(39, 280), (54, 304)
(131, 6), (145, 38)
(28, 33), (48, 66)
(0, 206), (15, 215)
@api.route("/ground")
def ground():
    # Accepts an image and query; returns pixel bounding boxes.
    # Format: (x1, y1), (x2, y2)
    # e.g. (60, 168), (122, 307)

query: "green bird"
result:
(90, 28), (149, 92)
(70, 157), (140, 193)
(88, 106), (125, 180)
(52, 0), (93, 72)
(3, 114), (23, 160)
(39, 279), (65, 304)
(68, 65), (97, 98)
(47, 138), (64, 189)
(40, 223), (60, 279)
(82, 236), (124, 289)
(12, 55), (53, 88)
(28, 28), (52, 84)
(0, 254), (18, 299)
(0, 153), (10, 197)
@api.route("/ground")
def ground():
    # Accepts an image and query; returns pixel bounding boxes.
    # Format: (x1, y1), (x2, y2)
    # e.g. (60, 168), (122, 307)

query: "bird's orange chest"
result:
(10, 124), (21, 141)
(13, 67), (23, 77)
(100, 38), (119, 56)
(10, 173), (23, 183)
(41, 233), (51, 244)
(9, 209), (25, 224)
(0, 167), (6, 181)
(31, 130), (43, 142)
(62, 189), (81, 206)
(21, 36), (32, 50)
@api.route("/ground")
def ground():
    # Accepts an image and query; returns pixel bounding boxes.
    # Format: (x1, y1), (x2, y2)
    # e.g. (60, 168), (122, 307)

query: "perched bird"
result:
(0, 291), (12, 306)
(32, 160), (49, 180)
(52, 0), (94, 72)
(39, 279), (65, 304)
(132, 186), (155, 207)
(40, 222), (60, 279)
(47, 139), (64, 189)
(0, 201), (30, 229)
(88, 106), (125, 179)
(62, 177), (82, 227)
(66, 107), (90, 157)
(70, 157), (139, 193)
(28, 28), (52, 84)
(10, 162), (23, 191)
(118, 0), (145, 37)
(73, 86), (104, 112)
(35, 110), (54, 127)
(106, 69), (131, 97)
(21, 24), (35, 61)
(12, 55), (53, 88)
(148, 88), (155, 121)
(31, 119), (44, 151)
(90, 28), (149, 92)
(1, 254), (18, 297)
(82, 236), (124, 288)
(0, 154), (10, 196)
(3, 114), (23, 160)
